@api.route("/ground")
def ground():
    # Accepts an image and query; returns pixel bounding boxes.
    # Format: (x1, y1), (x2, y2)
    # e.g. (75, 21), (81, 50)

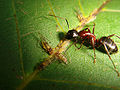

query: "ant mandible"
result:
(65, 23), (120, 76)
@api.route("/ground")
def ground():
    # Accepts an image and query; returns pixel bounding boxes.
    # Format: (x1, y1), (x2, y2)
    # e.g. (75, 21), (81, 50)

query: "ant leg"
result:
(82, 27), (91, 33)
(63, 41), (77, 64)
(103, 43), (120, 76)
(92, 22), (96, 34)
(85, 22), (95, 34)
(64, 37), (78, 53)
(87, 27), (91, 33)
(107, 34), (120, 39)
(75, 36), (89, 50)
(75, 39), (84, 50)
(82, 28), (88, 31)
(65, 41), (77, 53)
(91, 37), (96, 63)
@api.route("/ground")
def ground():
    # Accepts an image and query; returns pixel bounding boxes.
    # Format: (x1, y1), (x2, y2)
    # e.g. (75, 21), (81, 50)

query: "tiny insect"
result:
(41, 36), (69, 64)
(65, 23), (120, 76)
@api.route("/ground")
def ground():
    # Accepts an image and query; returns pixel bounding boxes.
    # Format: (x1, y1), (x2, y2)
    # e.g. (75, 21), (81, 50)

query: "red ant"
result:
(65, 23), (120, 76)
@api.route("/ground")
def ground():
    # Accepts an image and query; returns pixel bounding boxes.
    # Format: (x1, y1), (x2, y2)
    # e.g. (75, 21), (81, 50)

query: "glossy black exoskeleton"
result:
(65, 25), (120, 76)
(96, 36), (118, 54)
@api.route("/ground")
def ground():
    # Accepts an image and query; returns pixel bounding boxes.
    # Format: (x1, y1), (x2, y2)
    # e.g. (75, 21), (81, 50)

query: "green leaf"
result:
(1, 0), (120, 89)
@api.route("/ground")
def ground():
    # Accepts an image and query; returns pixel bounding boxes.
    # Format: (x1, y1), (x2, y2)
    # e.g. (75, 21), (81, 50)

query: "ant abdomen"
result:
(98, 37), (118, 54)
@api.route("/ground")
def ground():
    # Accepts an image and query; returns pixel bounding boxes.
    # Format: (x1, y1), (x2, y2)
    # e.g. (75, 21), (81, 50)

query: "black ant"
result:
(65, 23), (120, 76)
(50, 14), (120, 76)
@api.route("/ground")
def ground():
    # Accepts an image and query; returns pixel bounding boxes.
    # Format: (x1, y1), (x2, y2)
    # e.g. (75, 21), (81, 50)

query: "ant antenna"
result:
(65, 18), (69, 30)
(49, 15), (70, 30)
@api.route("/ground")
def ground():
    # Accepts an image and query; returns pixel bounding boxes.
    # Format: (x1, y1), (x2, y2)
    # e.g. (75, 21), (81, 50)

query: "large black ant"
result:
(50, 14), (120, 76)
(65, 23), (120, 76)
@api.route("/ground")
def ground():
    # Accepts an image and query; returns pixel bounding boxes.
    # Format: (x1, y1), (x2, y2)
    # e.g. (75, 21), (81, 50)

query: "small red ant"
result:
(66, 23), (120, 76)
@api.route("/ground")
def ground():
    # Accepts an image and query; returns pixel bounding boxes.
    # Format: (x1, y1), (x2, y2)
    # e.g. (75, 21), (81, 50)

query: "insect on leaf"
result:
(1, 0), (120, 89)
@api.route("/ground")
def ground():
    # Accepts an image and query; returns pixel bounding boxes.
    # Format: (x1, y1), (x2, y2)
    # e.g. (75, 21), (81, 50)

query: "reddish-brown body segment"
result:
(78, 30), (96, 45)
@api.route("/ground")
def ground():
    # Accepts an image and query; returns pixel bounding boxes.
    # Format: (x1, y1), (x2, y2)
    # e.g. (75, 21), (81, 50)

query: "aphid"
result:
(41, 38), (69, 64)
(65, 24), (120, 76)
(36, 32), (69, 64)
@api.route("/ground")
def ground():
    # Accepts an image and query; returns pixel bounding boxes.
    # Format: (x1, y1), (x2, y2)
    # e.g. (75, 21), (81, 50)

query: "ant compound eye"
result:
(65, 30), (78, 39)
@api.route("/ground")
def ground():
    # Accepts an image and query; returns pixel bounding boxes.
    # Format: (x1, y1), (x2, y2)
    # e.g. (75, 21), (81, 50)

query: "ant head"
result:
(65, 29), (78, 39)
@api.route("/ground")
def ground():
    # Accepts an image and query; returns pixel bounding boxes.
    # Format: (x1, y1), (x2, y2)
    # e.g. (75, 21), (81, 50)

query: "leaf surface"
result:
(0, 0), (120, 89)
